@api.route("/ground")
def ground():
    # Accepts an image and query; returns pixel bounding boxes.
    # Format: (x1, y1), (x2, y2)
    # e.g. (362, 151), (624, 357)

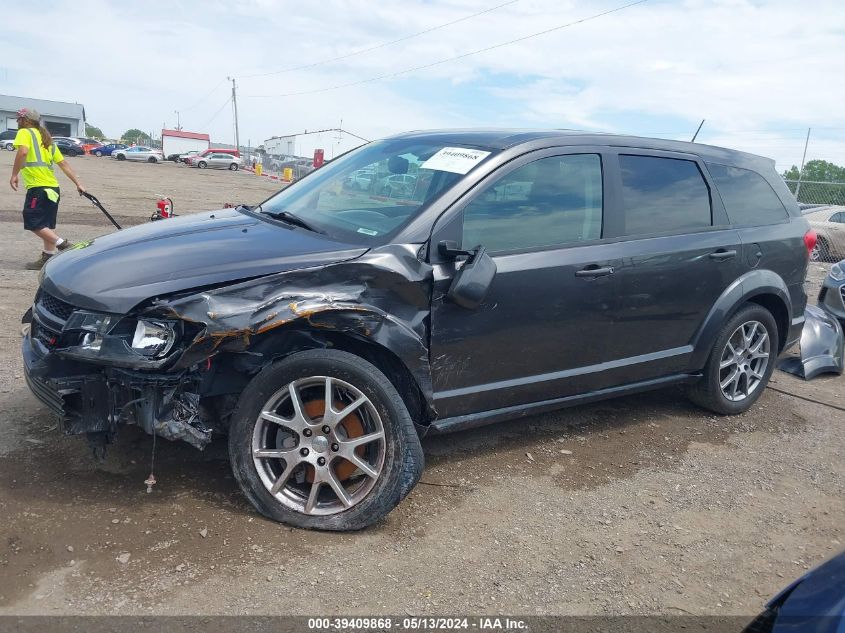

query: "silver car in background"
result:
(194, 152), (242, 171)
(804, 205), (845, 261)
(113, 146), (164, 163)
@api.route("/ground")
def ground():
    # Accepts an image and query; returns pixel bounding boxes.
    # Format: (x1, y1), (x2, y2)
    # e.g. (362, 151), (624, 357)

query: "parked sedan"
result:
(194, 152), (242, 170)
(178, 150), (200, 164)
(53, 138), (85, 157)
(804, 206), (845, 262)
(2, 129), (16, 151)
(113, 146), (164, 163)
(91, 143), (127, 157)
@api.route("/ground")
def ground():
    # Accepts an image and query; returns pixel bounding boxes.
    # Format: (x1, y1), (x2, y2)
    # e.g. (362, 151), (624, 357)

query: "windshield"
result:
(257, 139), (496, 244)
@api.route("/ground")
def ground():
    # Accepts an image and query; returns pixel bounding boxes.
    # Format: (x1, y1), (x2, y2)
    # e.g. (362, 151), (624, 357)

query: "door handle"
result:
(708, 249), (737, 261)
(575, 266), (614, 278)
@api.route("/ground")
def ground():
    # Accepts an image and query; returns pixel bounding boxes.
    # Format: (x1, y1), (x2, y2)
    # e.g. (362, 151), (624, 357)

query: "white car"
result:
(194, 152), (242, 171)
(113, 146), (164, 163)
(804, 205), (845, 262)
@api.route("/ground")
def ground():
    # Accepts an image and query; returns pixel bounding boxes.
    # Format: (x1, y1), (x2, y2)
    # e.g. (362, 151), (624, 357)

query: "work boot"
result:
(25, 252), (53, 270)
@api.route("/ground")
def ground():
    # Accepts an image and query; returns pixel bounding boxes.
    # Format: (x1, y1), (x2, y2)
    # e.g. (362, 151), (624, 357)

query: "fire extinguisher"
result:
(151, 195), (175, 221)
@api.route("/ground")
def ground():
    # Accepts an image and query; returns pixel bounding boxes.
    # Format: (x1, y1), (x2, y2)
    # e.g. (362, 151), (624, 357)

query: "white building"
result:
(263, 130), (366, 161)
(0, 94), (85, 137)
(161, 129), (210, 160)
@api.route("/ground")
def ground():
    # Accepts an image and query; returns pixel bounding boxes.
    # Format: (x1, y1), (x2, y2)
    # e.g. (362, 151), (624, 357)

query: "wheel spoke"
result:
(288, 382), (309, 425)
(323, 377), (334, 416)
(744, 323), (759, 348)
(253, 447), (299, 460)
(343, 453), (379, 479)
(720, 368), (740, 391)
(749, 332), (768, 354)
(341, 430), (385, 451)
(748, 367), (764, 380)
(726, 341), (738, 355)
(719, 357), (736, 370)
(269, 460), (297, 495)
(325, 470), (353, 508)
(304, 481), (322, 514)
(261, 411), (292, 427)
(337, 395), (368, 423)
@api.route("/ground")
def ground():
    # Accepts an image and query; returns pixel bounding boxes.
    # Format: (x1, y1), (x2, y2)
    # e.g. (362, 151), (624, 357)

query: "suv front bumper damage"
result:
(22, 326), (212, 450)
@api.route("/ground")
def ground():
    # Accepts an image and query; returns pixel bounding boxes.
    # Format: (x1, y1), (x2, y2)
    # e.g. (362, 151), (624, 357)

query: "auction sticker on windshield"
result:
(421, 147), (491, 174)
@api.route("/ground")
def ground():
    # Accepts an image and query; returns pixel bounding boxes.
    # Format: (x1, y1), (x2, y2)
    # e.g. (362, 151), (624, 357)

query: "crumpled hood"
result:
(41, 208), (367, 314)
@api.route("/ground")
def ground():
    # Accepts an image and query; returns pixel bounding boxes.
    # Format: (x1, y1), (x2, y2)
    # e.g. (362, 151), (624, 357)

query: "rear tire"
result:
(688, 303), (779, 415)
(811, 237), (830, 262)
(229, 163), (238, 171)
(228, 349), (424, 531)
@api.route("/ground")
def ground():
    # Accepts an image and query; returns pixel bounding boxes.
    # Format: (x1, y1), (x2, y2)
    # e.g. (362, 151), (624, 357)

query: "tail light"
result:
(803, 230), (817, 258)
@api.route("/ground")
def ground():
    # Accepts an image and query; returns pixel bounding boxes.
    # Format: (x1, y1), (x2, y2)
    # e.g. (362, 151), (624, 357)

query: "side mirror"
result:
(440, 241), (497, 310)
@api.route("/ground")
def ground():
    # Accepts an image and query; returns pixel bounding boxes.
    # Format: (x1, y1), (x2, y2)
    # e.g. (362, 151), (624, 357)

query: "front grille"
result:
(840, 286), (845, 303)
(37, 290), (76, 321)
(24, 368), (65, 417)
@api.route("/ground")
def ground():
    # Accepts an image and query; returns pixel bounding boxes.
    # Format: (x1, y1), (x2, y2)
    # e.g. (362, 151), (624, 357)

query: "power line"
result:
(239, 0), (521, 79)
(181, 79), (227, 112)
(197, 96), (232, 130)
(244, 0), (649, 99)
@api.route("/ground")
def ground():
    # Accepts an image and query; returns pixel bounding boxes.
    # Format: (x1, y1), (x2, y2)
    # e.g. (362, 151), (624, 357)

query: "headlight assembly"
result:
(59, 312), (179, 365)
(830, 262), (845, 282)
(131, 320), (176, 358)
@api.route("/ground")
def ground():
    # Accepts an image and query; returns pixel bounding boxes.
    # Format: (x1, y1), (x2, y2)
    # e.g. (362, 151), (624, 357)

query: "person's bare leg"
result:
(32, 227), (60, 251)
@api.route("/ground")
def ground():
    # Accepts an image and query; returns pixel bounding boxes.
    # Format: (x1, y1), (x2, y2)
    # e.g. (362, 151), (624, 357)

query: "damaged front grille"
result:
(37, 290), (76, 322)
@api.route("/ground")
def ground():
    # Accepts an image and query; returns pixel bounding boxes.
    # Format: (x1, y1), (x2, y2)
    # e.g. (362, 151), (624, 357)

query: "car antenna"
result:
(691, 119), (705, 142)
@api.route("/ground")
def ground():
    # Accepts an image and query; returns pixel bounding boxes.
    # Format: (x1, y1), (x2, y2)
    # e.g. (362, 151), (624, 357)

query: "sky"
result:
(3, 0), (845, 172)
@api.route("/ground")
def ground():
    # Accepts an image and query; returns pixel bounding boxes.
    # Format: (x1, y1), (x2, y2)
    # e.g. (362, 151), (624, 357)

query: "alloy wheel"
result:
(719, 320), (770, 402)
(251, 376), (386, 516)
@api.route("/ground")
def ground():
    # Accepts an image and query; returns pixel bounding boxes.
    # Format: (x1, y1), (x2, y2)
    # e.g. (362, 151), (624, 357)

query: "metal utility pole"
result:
(691, 119), (705, 142)
(227, 76), (240, 152)
(794, 127), (811, 202)
(174, 111), (181, 131)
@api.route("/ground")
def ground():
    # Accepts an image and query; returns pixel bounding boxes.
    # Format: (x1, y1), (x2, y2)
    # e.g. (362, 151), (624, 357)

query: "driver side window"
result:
(462, 154), (603, 253)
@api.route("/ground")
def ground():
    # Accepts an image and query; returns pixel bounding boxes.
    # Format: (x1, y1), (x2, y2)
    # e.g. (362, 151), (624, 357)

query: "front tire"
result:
(198, 161), (207, 169)
(228, 349), (424, 531)
(116, 154), (126, 161)
(688, 303), (778, 415)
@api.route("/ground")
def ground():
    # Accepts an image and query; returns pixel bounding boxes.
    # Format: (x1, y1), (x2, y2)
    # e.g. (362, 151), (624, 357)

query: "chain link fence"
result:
(784, 180), (845, 265)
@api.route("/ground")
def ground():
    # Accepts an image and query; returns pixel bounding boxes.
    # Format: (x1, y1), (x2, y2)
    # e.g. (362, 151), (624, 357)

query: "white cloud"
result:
(2, 0), (843, 169)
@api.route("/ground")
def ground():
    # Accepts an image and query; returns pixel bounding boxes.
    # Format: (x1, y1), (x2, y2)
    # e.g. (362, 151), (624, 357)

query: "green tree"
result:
(782, 159), (845, 183)
(85, 123), (105, 139)
(121, 128), (151, 144)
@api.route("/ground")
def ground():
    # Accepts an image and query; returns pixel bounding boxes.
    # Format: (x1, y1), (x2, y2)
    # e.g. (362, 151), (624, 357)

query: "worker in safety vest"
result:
(9, 107), (86, 270)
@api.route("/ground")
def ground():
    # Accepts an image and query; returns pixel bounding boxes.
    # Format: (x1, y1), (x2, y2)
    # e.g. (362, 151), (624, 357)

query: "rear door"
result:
(429, 148), (620, 418)
(599, 150), (745, 385)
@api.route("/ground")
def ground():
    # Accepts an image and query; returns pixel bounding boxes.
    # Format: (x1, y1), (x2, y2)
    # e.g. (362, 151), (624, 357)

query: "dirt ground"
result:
(0, 151), (842, 617)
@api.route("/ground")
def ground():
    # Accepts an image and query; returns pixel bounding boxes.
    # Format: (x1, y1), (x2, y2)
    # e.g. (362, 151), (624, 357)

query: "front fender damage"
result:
(141, 244), (436, 432)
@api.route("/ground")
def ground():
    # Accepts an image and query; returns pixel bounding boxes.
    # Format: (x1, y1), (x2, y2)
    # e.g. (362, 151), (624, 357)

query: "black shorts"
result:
(22, 187), (60, 231)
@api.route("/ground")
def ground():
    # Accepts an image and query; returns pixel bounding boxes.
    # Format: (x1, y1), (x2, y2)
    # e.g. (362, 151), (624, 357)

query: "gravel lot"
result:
(0, 151), (842, 616)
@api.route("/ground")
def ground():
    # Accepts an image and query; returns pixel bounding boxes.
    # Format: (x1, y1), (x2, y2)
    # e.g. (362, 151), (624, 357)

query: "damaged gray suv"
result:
(23, 130), (814, 530)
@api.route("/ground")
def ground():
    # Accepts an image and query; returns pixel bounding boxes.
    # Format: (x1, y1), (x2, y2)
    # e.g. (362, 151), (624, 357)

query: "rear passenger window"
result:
(619, 155), (711, 236)
(706, 163), (789, 225)
(463, 154), (603, 252)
